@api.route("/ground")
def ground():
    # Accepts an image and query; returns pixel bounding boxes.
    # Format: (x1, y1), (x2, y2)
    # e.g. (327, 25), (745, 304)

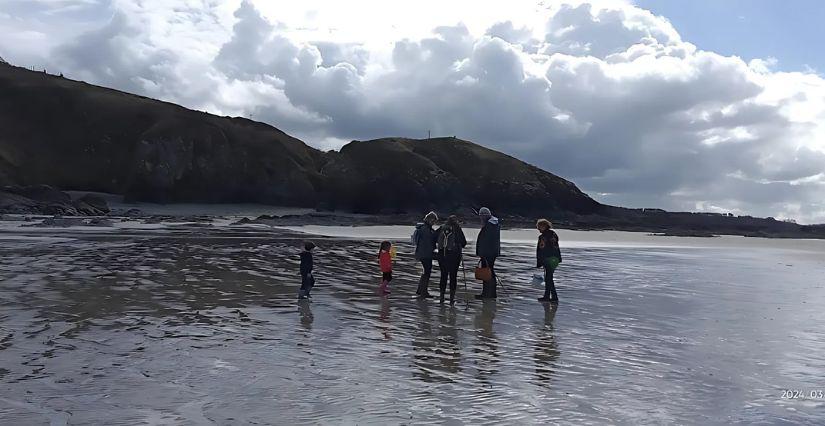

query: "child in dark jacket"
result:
(535, 219), (561, 302)
(299, 241), (316, 300)
(378, 241), (393, 295)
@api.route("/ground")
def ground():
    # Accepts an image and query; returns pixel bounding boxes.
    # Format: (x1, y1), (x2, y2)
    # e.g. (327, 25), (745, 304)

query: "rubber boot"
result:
(475, 280), (490, 299)
(539, 280), (559, 302)
(418, 276), (433, 298)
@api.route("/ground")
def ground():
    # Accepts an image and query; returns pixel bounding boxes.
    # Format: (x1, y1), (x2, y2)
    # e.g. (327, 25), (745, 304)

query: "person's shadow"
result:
(533, 302), (560, 386)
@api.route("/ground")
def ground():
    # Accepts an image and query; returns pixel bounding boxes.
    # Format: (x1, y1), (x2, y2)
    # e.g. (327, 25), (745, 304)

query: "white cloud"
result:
(2, 0), (825, 222)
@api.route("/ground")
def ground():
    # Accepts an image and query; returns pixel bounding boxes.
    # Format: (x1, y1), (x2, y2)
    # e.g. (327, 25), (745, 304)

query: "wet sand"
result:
(1, 220), (824, 424)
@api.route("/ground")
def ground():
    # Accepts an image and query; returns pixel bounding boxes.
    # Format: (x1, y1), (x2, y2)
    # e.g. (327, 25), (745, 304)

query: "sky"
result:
(1, 0), (824, 223)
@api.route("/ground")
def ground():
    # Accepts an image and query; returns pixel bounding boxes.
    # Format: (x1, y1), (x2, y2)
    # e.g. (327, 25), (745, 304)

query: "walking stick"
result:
(461, 257), (470, 310)
(496, 275), (509, 302)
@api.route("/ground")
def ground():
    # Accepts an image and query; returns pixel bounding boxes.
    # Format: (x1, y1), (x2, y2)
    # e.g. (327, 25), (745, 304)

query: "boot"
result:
(439, 291), (445, 304)
(538, 286), (550, 302)
(548, 277), (558, 302)
(416, 276), (425, 297)
(379, 280), (387, 294)
(476, 280), (491, 299)
(539, 283), (559, 302)
(449, 287), (456, 305)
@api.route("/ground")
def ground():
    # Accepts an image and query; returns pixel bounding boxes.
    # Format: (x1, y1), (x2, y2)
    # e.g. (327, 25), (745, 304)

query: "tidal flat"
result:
(1, 219), (824, 424)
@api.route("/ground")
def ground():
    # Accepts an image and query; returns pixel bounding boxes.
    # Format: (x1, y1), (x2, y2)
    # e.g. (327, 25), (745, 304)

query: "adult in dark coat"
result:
(412, 211), (439, 298)
(475, 207), (501, 299)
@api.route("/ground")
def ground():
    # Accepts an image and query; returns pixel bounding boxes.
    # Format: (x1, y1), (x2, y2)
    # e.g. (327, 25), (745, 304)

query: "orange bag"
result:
(474, 260), (492, 281)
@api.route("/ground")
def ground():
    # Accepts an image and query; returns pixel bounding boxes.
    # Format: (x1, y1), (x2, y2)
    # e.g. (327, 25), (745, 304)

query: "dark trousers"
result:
(382, 271), (393, 282)
(480, 257), (497, 298)
(543, 264), (558, 300)
(438, 253), (461, 303)
(416, 258), (433, 295)
(299, 273), (315, 297)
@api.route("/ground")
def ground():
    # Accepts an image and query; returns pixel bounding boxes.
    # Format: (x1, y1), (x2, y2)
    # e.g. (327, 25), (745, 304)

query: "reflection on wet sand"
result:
(534, 303), (560, 386)
(378, 297), (391, 341)
(411, 300), (463, 383)
(473, 301), (499, 385)
(1, 224), (824, 423)
(298, 300), (313, 330)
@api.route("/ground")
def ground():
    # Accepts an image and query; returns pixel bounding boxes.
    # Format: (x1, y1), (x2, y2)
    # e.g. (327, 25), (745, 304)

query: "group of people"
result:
(405, 208), (500, 305)
(298, 207), (563, 305)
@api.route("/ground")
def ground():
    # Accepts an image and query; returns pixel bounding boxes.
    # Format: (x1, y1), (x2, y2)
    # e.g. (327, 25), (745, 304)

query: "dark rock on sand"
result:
(0, 185), (109, 216)
(23, 216), (114, 228)
(75, 193), (111, 214)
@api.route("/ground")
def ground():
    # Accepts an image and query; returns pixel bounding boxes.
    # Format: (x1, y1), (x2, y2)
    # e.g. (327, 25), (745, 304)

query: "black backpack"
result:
(438, 227), (460, 252)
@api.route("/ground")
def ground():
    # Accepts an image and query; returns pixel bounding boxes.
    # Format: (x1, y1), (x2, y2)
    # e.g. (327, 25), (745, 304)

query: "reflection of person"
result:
(411, 299), (437, 382)
(298, 299), (314, 330)
(412, 212), (439, 298)
(298, 241), (316, 300)
(436, 215), (467, 305)
(535, 219), (562, 303)
(475, 207), (501, 299)
(378, 297), (392, 340)
(534, 302), (560, 385)
(472, 301), (499, 383)
(411, 302), (462, 382)
(378, 241), (393, 295)
(437, 306), (461, 373)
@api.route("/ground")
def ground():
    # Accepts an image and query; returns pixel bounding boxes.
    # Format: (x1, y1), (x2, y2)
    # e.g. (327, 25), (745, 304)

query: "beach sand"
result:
(1, 219), (824, 424)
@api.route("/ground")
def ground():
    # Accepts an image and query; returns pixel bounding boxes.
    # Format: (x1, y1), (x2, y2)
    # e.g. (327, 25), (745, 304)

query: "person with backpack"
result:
(412, 211), (439, 298)
(475, 207), (501, 299)
(536, 219), (562, 302)
(436, 215), (467, 305)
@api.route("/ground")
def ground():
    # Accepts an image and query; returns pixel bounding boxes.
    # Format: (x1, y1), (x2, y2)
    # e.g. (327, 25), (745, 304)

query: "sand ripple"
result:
(1, 225), (824, 424)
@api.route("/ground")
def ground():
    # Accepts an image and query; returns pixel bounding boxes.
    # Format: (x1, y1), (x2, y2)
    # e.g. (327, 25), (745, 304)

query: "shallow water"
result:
(1, 222), (824, 424)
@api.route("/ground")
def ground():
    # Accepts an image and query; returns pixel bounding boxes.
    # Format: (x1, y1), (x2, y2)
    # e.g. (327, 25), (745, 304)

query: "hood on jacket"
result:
(487, 216), (499, 225)
(415, 222), (426, 229)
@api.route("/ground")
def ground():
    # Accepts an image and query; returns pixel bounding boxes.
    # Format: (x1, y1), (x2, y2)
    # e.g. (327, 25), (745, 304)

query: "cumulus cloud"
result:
(2, 0), (825, 222)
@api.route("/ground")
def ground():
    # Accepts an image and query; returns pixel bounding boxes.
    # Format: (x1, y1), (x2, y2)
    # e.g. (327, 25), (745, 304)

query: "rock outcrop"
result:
(0, 185), (110, 215)
(0, 62), (599, 216)
(321, 138), (601, 215)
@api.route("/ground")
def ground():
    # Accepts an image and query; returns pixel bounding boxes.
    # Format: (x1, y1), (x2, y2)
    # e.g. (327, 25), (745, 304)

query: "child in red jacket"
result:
(378, 241), (393, 294)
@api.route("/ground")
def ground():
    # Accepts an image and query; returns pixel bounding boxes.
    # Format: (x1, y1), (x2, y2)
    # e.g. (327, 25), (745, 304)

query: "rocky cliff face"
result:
(321, 138), (601, 214)
(0, 62), (601, 216)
